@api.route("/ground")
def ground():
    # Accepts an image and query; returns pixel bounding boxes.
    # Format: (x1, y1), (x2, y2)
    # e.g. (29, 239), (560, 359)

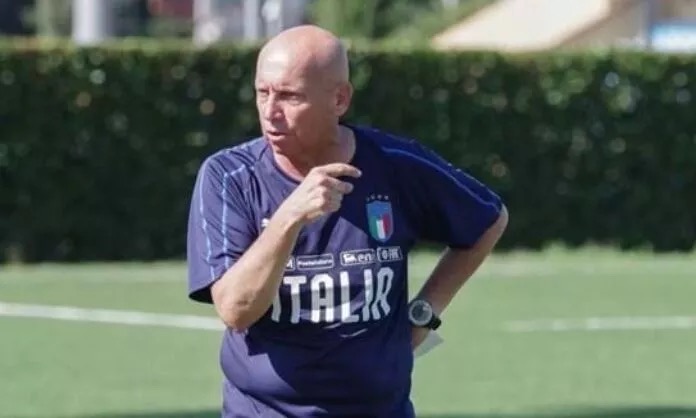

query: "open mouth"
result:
(266, 130), (288, 139)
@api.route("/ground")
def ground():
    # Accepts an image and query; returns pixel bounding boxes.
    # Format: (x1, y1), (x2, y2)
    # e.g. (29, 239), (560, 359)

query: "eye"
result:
(256, 88), (269, 99)
(280, 92), (302, 104)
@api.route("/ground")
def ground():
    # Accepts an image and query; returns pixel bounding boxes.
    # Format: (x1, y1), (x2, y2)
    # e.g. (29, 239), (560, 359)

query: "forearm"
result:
(416, 207), (508, 316)
(211, 211), (302, 330)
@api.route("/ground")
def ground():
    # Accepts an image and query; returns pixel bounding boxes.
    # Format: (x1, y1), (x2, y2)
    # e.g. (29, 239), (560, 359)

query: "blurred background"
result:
(2, 0), (696, 50)
(1, 1), (695, 418)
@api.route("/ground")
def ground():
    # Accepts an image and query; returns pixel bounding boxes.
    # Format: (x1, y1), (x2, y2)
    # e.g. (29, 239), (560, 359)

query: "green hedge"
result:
(0, 39), (694, 262)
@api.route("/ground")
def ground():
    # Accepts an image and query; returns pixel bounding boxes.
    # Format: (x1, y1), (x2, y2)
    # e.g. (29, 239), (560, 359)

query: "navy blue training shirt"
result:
(187, 124), (503, 417)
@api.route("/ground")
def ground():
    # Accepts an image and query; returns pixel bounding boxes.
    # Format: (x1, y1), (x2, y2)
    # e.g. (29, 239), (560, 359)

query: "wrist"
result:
(413, 290), (447, 317)
(408, 298), (442, 331)
(270, 207), (305, 233)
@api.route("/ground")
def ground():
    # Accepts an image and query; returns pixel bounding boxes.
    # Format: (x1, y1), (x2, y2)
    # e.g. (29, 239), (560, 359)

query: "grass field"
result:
(2, 247), (696, 418)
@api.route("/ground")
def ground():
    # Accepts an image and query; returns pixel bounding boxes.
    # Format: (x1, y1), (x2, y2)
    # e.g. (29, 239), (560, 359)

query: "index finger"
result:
(316, 163), (362, 178)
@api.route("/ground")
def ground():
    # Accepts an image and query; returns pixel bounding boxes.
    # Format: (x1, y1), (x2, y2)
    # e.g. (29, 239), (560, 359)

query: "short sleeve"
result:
(186, 157), (256, 303)
(389, 141), (503, 248)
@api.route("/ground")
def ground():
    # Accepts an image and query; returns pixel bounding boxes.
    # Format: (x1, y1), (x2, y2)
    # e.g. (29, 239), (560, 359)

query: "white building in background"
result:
(432, 0), (696, 53)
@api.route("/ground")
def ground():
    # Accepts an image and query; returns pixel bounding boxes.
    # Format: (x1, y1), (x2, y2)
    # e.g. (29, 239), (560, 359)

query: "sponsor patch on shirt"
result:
(296, 254), (335, 270)
(340, 249), (376, 267)
(376, 246), (403, 263)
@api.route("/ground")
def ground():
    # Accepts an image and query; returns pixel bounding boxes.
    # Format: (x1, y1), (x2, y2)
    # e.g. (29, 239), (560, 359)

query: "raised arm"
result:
(187, 160), (361, 331)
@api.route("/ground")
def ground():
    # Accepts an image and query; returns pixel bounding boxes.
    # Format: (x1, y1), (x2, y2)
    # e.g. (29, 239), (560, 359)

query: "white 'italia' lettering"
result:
(340, 271), (359, 323)
(361, 269), (374, 321)
(271, 267), (394, 324)
(371, 267), (394, 320)
(311, 274), (334, 322)
(284, 275), (306, 324)
(271, 293), (281, 322)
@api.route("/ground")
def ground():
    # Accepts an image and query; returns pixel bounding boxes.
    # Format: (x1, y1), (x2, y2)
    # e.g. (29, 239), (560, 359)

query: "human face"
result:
(254, 51), (343, 155)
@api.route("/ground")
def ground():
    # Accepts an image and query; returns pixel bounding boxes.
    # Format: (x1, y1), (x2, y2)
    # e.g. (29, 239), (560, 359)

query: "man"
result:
(187, 24), (508, 418)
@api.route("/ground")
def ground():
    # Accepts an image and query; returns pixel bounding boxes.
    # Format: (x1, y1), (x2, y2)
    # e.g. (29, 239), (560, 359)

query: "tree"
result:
(309, 0), (380, 40)
(308, 0), (482, 42)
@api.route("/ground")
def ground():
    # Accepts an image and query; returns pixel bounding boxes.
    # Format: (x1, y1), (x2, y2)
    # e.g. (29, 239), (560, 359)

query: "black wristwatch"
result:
(408, 299), (441, 330)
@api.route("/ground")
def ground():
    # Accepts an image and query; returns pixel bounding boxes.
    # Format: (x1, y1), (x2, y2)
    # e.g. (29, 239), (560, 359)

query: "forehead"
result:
(255, 49), (315, 88)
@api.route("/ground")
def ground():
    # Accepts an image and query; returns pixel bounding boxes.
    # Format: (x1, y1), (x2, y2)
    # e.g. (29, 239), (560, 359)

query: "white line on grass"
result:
(4, 302), (694, 334)
(0, 275), (182, 284)
(0, 302), (225, 331)
(507, 316), (696, 333)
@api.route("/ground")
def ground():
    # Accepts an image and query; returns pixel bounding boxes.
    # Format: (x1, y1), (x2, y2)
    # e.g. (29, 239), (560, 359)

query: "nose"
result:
(262, 95), (282, 121)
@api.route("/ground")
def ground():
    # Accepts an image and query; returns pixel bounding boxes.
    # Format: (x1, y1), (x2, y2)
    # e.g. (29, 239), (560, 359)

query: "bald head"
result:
(257, 25), (349, 87)
(253, 25), (354, 158)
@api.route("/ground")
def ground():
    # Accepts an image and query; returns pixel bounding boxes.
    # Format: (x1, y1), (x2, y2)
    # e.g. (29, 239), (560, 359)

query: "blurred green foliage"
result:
(33, 0), (72, 37)
(0, 40), (694, 262)
(309, 0), (492, 43)
(384, 0), (493, 45)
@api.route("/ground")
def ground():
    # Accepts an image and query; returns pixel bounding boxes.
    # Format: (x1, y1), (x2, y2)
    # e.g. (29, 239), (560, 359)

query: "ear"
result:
(334, 82), (353, 117)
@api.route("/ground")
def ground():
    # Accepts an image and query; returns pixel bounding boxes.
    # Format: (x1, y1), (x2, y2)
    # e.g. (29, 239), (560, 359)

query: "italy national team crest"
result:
(366, 195), (393, 242)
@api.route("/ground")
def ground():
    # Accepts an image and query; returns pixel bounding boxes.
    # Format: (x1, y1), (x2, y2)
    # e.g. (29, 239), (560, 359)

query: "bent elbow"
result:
(210, 274), (265, 331)
(213, 295), (259, 331)
(215, 298), (254, 332)
(217, 308), (254, 332)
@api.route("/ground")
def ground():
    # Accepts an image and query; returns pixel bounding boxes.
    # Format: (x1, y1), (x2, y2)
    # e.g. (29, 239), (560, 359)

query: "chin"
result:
(266, 135), (296, 155)
(266, 133), (287, 144)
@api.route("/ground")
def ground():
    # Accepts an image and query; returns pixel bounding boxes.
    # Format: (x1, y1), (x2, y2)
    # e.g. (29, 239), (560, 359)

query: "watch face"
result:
(409, 300), (433, 326)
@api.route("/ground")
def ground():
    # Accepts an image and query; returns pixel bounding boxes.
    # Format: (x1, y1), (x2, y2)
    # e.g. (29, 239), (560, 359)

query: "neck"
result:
(274, 125), (355, 180)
